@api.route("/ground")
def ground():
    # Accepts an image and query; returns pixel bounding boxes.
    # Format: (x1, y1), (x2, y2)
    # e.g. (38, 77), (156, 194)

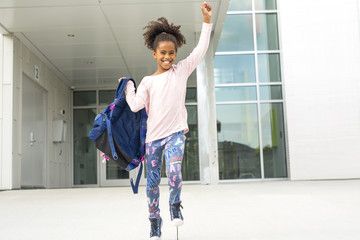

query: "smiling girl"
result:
(119, 2), (212, 239)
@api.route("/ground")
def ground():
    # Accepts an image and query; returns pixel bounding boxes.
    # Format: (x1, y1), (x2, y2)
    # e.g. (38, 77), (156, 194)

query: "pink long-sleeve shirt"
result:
(125, 22), (212, 143)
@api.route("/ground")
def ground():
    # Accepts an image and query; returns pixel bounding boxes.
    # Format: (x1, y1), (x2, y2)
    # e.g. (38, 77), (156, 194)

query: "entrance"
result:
(73, 91), (139, 187)
(72, 89), (199, 187)
(98, 107), (142, 187)
(21, 74), (47, 188)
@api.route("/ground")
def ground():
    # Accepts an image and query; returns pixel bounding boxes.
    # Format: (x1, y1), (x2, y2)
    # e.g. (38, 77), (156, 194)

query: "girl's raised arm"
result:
(177, 2), (213, 77)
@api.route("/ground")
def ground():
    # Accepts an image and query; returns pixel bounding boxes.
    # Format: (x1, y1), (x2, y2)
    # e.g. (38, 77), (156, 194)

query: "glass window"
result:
(260, 103), (287, 178)
(228, 0), (252, 11)
(215, 86), (257, 102)
(259, 85), (282, 100)
(99, 90), (116, 106)
(256, 14), (279, 51)
(217, 104), (261, 179)
(215, 0), (287, 180)
(214, 54), (256, 84)
(258, 53), (281, 82)
(183, 105), (200, 180)
(186, 88), (197, 103)
(73, 91), (96, 106)
(73, 109), (97, 185)
(146, 105), (200, 181)
(255, 0), (277, 10)
(106, 160), (129, 180)
(217, 14), (254, 52)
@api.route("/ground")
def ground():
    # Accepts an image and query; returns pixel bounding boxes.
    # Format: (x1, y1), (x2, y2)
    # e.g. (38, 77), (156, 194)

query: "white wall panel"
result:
(0, 34), (3, 189)
(11, 37), (72, 189)
(1, 35), (13, 190)
(0, 34), (3, 118)
(279, 0), (360, 180)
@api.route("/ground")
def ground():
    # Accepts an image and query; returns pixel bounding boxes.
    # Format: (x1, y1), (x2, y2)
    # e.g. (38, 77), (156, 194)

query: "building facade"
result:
(1, 0), (360, 190)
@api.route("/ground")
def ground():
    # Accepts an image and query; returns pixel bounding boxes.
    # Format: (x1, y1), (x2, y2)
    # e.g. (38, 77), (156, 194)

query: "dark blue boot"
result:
(169, 201), (184, 226)
(149, 217), (162, 240)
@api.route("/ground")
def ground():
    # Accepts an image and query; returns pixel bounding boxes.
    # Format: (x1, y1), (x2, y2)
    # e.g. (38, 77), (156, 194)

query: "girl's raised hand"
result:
(201, 2), (212, 23)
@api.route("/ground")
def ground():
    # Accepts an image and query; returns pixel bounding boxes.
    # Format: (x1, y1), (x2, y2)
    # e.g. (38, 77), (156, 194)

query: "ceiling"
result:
(0, 0), (229, 89)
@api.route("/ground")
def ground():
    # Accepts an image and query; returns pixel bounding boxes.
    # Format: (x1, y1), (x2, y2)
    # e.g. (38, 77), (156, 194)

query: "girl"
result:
(119, 2), (212, 239)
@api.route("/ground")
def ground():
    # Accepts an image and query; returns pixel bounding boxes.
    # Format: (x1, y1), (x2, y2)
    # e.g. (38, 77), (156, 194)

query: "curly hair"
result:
(143, 17), (186, 52)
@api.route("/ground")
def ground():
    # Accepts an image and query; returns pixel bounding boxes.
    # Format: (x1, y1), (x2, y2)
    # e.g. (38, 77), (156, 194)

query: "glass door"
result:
(98, 106), (144, 187)
(73, 91), (98, 186)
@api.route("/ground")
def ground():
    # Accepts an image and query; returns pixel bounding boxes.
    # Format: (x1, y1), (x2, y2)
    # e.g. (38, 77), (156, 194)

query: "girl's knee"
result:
(167, 168), (182, 186)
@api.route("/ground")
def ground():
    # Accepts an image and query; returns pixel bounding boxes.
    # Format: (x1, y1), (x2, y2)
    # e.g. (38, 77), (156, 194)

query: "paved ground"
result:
(1, 180), (360, 240)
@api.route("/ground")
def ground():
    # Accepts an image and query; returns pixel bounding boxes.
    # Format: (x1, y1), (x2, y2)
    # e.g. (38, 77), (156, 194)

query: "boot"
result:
(169, 201), (184, 226)
(149, 217), (162, 240)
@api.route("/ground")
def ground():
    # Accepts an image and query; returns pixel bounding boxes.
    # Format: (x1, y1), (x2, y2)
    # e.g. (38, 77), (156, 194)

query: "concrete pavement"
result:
(1, 180), (360, 240)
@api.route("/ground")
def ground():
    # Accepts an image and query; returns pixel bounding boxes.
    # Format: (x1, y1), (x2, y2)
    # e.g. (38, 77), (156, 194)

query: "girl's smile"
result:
(152, 41), (177, 74)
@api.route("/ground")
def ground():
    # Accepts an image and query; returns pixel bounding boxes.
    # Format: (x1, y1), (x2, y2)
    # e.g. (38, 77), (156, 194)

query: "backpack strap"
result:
(115, 78), (136, 99)
(105, 113), (118, 160)
(130, 160), (143, 194)
(107, 77), (136, 160)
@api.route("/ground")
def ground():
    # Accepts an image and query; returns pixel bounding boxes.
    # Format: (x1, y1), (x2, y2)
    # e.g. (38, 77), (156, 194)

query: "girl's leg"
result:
(146, 139), (164, 219)
(164, 131), (185, 204)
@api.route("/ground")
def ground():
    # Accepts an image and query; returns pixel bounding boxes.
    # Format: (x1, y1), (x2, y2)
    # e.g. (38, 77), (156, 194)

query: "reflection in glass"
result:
(260, 103), (287, 178)
(228, 0), (252, 11)
(217, 15), (254, 52)
(258, 53), (281, 82)
(259, 85), (282, 100)
(256, 14), (279, 50)
(214, 54), (256, 84)
(73, 91), (96, 106)
(146, 105), (200, 181)
(215, 86), (257, 102)
(74, 109), (97, 185)
(183, 105), (200, 180)
(255, 0), (277, 10)
(99, 90), (116, 106)
(216, 104), (261, 179)
(186, 88), (197, 103)
(106, 160), (129, 180)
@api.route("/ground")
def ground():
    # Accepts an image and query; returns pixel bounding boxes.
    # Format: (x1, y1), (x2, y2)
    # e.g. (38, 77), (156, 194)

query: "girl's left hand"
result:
(118, 77), (127, 83)
(201, 2), (212, 23)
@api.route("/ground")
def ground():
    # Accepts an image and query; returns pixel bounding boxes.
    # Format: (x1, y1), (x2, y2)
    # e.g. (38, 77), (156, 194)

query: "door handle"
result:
(30, 132), (36, 146)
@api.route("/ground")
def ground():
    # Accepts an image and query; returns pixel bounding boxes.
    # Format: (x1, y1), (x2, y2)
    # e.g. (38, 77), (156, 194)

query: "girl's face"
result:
(152, 41), (177, 73)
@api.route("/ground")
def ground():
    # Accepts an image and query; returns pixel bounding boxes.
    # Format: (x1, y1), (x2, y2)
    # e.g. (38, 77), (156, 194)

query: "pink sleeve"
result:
(125, 80), (148, 113)
(177, 22), (213, 77)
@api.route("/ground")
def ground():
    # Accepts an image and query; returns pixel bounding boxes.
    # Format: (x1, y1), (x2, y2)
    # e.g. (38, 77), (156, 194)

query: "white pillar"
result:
(196, 39), (219, 185)
(0, 34), (14, 190)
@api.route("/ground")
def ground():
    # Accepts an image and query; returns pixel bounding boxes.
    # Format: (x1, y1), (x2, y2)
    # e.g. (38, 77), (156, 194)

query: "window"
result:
(73, 89), (128, 186)
(73, 108), (97, 185)
(215, 0), (287, 180)
(149, 88), (200, 181)
(74, 86), (201, 186)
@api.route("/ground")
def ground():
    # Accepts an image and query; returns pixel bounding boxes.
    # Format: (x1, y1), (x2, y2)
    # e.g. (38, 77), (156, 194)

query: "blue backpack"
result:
(89, 78), (147, 194)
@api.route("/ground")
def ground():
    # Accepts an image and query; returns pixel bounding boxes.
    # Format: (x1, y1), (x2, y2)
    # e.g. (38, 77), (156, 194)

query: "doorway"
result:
(21, 74), (47, 188)
(73, 90), (133, 187)
(98, 106), (136, 187)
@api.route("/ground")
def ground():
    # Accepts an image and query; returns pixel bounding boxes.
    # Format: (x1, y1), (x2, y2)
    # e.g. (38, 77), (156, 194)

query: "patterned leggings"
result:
(146, 131), (185, 218)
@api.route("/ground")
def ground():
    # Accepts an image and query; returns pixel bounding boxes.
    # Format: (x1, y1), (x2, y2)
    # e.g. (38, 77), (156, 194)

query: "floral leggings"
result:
(146, 131), (185, 219)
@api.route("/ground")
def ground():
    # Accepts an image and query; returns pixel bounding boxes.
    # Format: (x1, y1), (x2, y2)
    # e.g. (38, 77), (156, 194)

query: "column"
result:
(196, 39), (219, 185)
(0, 34), (14, 190)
